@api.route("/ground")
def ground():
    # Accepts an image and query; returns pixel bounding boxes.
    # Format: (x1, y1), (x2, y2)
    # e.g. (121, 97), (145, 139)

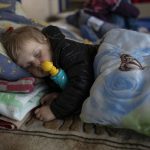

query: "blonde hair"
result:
(1, 26), (47, 62)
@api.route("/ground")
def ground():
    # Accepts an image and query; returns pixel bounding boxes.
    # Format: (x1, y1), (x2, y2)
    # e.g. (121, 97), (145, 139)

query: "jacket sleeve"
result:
(50, 41), (95, 119)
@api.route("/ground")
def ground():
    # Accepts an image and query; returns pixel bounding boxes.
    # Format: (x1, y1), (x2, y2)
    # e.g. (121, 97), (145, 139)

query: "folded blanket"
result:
(0, 77), (35, 93)
(0, 83), (48, 121)
(0, 112), (31, 129)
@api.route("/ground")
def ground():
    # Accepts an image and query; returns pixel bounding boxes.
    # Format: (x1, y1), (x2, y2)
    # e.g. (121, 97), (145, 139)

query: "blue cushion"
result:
(80, 29), (150, 136)
(0, 53), (32, 81)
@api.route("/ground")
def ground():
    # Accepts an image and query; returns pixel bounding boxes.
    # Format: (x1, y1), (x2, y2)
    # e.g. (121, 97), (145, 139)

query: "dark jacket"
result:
(42, 25), (98, 119)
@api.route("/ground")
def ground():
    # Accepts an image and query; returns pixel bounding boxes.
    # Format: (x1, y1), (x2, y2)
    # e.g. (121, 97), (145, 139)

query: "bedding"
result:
(80, 28), (150, 136)
(0, 1), (150, 149)
(0, 0), (46, 30)
(0, 112), (30, 129)
(0, 0), (16, 13)
(0, 52), (32, 81)
(0, 77), (35, 93)
(0, 83), (48, 121)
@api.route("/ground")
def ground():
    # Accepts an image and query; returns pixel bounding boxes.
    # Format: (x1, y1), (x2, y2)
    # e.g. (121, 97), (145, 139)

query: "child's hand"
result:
(35, 92), (59, 121)
(34, 105), (56, 121)
(41, 92), (59, 105)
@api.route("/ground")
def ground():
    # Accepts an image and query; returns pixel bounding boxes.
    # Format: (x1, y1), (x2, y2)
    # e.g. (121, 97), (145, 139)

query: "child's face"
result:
(17, 39), (52, 77)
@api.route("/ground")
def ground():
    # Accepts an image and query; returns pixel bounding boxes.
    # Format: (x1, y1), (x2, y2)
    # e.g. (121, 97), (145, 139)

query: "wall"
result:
(21, 0), (59, 21)
(135, 3), (150, 18)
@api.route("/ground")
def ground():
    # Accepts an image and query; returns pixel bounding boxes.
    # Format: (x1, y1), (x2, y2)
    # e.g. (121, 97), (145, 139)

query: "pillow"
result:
(80, 29), (150, 136)
(0, 77), (35, 93)
(0, 0), (16, 13)
(0, 49), (32, 81)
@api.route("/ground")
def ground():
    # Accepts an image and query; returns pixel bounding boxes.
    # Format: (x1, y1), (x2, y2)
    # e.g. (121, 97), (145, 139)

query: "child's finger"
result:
(41, 93), (58, 105)
(34, 108), (40, 114)
(36, 112), (41, 119)
(35, 109), (44, 121)
(39, 116), (43, 121)
(41, 98), (46, 104)
(35, 108), (45, 121)
(40, 96), (46, 104)
(40, 95), (50, 104)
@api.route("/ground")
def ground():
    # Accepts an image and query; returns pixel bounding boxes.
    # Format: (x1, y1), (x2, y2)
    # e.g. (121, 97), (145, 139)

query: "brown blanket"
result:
(0, 113), (31, 129)
(0, 116), (150, 150)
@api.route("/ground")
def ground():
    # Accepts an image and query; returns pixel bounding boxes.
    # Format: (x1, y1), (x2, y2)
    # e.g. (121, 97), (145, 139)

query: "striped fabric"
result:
(0, 77), (35, 93)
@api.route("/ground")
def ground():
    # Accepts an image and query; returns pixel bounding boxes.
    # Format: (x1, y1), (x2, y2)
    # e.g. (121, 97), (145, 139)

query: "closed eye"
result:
(34, 51), (41, 58)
